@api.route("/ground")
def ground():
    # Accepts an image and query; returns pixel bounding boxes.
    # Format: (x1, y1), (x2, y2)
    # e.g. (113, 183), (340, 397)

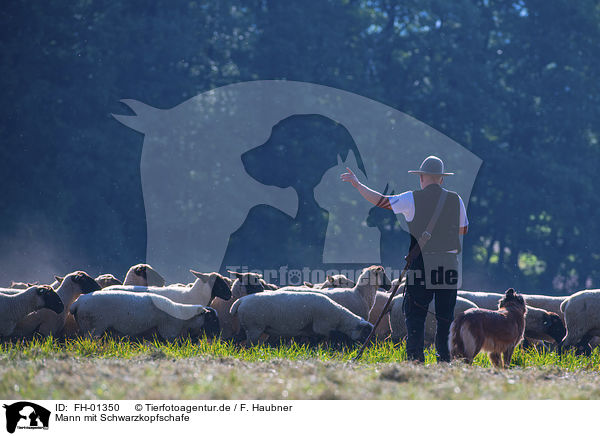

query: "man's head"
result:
(419, 173), (443, 189)
(408, 155), (453, 189)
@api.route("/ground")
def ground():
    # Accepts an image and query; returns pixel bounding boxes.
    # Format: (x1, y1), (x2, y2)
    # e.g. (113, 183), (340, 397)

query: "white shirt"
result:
(389, 191), (469, 227)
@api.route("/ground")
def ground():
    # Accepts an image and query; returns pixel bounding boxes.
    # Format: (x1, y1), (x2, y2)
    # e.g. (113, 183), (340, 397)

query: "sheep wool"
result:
(230, 290), (373, 345)
(560, 290), (600, 348)
(279, 266), (391, 320)
(210, 272), (264, 340)
(123, 264), (166, 287)
(104, 270), (231, 306)
(12, 271), (101, 337)
(0, 286), (64, 337)
(70, 291), (219, 340)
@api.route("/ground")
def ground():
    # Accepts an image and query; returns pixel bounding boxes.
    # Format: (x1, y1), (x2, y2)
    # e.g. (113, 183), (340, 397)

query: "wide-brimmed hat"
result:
(408, 155), (454, 176)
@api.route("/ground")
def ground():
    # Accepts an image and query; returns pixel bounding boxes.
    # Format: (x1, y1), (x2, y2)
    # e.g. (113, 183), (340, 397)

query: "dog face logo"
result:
(3, 402), (50, 433)
(113, 80), (481, 281)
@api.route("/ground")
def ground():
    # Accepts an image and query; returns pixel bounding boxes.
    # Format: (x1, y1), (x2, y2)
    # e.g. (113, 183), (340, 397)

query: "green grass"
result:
(2, 337), (600, 399)
(2, 336), (600, 369)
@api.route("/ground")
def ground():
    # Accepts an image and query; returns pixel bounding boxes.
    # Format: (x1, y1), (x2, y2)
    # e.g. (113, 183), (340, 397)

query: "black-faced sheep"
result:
(560, 290), (600, 349)
(123, 263), (166, 287)
(279, 266), (392, 320)
(210, 271), (265, 340)
(95, 274), (122, 288)
(0, 286), (64, 337)
(458, 290), (565, 344)
(104, 270), (231, 306)
(12, 271), (101, 337)
(70, 291), (220, 340)
(230, 290), (373, 345)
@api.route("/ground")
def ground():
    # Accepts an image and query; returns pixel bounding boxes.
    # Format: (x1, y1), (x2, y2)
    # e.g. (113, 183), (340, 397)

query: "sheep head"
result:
(227, 270), (265, 298)
(35, 285), (64, 314)
(351, 320), (374, 343)
(542, 311), (566, 344)
(67, 271), (102, 294)
(95, 274), (122, 288)
(359, 266), (392, 291)
(190, 270), (232, 302)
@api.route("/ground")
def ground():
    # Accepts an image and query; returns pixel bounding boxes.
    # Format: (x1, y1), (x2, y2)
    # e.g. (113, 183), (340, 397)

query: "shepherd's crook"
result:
(353, 262), (409, 361)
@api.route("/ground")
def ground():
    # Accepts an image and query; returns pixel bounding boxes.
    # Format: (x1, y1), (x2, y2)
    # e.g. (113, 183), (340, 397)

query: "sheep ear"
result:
(54, 275), (64, 284)
(190, 270), (210, 282)
(304, 281), (314, 287)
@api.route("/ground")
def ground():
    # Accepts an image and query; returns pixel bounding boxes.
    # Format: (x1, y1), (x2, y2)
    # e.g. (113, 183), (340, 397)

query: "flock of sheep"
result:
(1, 263), (599, 355)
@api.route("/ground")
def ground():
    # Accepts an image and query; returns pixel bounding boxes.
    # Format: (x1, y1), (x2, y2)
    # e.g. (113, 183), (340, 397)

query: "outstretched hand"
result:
(340, 167), (360, 188)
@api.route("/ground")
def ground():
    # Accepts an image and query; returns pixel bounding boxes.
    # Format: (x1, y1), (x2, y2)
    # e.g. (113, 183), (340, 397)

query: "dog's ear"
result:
(505, 288), (516, 297)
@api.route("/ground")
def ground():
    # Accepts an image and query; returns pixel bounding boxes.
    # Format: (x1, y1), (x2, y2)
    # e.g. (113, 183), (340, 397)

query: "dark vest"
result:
(407, 184), (461, 257)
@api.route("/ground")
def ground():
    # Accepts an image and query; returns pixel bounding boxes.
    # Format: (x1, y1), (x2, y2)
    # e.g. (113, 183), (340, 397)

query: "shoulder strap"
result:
(406, 189), (448, 262)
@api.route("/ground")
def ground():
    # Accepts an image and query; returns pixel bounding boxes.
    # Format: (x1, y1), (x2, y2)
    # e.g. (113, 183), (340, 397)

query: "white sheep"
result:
(12, 271), (102, 337)
(95, 274), (122, 288)
(0, 286), (64, 337)
(458, 290), (565, 344)
(367, 279), (408, 340)
(389, 295), (478, 344)
(210, 271), (264, 340)
(368, 291), (394, 340)
(279, 266), (391, 320)
(559, 290), (600, 348)
(521, 294), (567, 320)
(104, 270), (231, 306)
(229, 290), (373, 345)
(123, 263), (165, 287)
(70, 291), (220, 340)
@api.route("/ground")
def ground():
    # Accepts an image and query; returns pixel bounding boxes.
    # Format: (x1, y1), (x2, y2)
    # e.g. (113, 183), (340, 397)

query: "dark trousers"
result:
(403, 283), (457, 362)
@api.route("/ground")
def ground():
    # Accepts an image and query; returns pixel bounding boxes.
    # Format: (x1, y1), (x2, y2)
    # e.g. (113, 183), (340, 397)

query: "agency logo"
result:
(113, 80), (481, 284)
(3, 402), (50, 433)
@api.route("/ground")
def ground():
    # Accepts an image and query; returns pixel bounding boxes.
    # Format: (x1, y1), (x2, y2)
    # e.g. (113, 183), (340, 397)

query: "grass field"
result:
(2, 337), (600, 399)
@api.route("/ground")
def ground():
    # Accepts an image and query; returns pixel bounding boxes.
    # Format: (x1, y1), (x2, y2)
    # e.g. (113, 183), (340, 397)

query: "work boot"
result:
(405, 317), (426, 363)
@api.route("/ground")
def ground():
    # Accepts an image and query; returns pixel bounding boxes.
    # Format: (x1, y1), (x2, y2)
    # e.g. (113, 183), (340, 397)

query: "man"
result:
(341, 155), (468, 362)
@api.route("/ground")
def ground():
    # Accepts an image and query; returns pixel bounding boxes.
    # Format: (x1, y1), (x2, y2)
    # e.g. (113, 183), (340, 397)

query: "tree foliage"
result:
(1, 0), (599, 293)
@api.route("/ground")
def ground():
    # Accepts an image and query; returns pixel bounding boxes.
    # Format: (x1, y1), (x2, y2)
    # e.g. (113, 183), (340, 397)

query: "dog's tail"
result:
(449, 314), (478, 361)
(449, 316), (466, 359)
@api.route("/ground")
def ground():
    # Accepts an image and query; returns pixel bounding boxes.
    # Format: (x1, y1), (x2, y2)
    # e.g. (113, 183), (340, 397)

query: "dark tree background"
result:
(1, 0), (599, 294)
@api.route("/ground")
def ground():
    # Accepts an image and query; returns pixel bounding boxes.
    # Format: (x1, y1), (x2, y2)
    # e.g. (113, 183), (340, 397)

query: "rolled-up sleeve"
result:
(389, 191), (415, 222)
(459, 196), (469, 227)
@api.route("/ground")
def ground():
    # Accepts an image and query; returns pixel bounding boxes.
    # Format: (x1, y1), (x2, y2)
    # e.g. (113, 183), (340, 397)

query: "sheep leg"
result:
(575, 335), (593, 356)
(157, 323), (181, 341)
(245, 328), (265, 346)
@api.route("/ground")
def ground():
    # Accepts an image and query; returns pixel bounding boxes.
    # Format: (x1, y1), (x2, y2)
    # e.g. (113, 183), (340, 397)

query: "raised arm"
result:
(340, 167), (392, 210)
